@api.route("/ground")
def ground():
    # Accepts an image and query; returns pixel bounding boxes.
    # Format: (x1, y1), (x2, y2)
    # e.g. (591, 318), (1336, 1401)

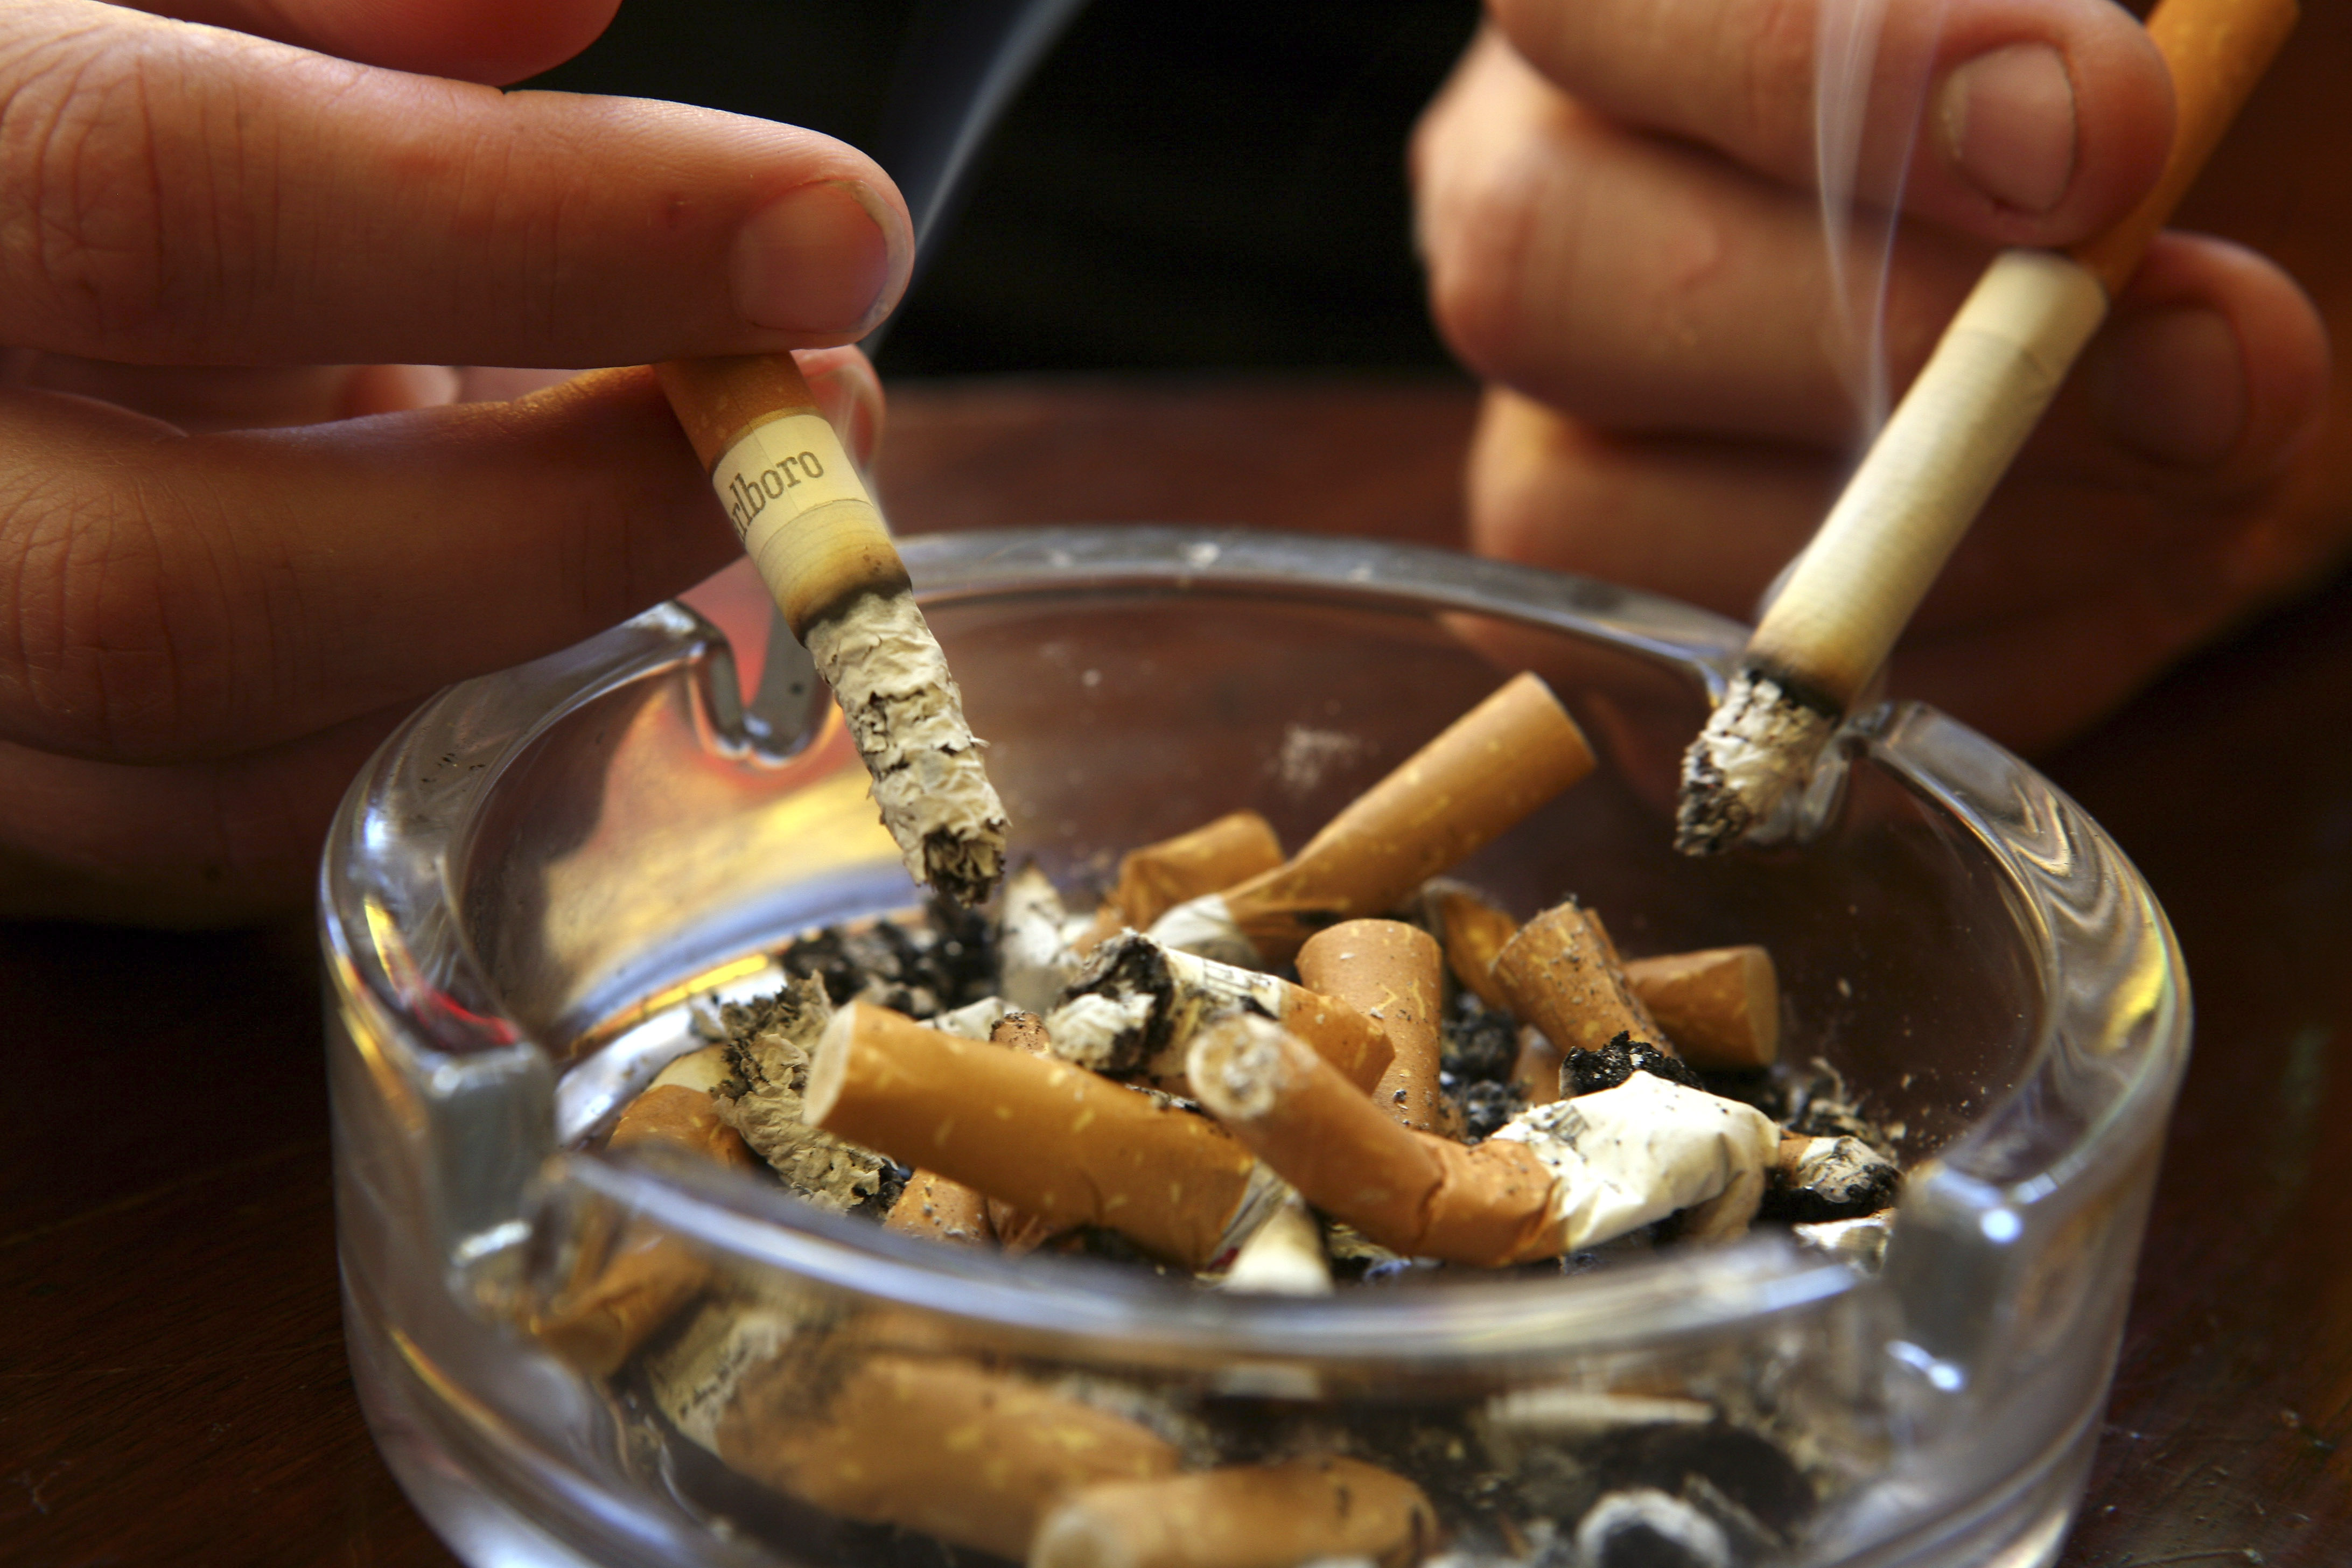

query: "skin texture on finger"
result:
(0, 703), (404, 925)
(1482, 0), (2173, 246)
(1416, 31), (1989, 442)
(147, 0), (622, 86)
(0, 366), (745, 764)
(3, 358), (460, 430)
(0, 1), (913, 367)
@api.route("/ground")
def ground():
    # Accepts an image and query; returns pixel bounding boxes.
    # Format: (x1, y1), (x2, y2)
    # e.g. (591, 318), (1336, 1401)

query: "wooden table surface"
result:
(4, 378), (2347, 1567)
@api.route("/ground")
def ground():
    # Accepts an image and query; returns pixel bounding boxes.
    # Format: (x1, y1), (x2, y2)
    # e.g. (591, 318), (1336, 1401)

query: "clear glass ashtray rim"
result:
(323, 523), (2190, 1368)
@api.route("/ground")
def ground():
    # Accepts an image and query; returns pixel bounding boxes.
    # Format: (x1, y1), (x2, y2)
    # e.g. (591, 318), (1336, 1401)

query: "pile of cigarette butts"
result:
(526, 673), (1903, 1568)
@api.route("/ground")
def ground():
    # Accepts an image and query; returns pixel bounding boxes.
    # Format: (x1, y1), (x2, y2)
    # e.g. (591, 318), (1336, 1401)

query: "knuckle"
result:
(1422, 149), (1553, 388)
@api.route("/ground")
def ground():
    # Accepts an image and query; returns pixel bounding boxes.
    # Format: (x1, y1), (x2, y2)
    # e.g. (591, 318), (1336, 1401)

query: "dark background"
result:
(526, 0), (1482, 376)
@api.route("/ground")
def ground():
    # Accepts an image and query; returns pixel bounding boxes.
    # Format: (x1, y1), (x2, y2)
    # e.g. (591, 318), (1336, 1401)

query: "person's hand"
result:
(1, 0), (906, 924)
(1413, 0), (2345, 753)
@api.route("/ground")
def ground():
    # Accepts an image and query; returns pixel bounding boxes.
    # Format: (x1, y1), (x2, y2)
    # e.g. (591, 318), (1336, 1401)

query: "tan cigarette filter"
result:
(1493, 900), (1668, 1059)
(1298, 920), (1453, 1135)
(807, 1003), (1269, 1269)
(718, 1352), (1181, 1561)
(1425, 881), (1520, 1013)
(1510, 1028), (1565, 1108)
(1031, 1455), (1438, 1568)
(1623, 946), (1779, 1070)
(1084, 810), (1286, 948)
(531, 1066), (757, 1375)
(1200, 673), (1594, 962)
(886, 1170), (993, 1245)
(659, 355), (909, 636)
(1188, 1015), (1562, 1266)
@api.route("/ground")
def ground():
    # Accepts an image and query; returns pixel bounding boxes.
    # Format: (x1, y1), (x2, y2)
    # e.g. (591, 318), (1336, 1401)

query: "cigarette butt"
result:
(886, 1170), (995, 1246)
(1165, 673), (1593, 964)
(1216, 1189), (1332, 1297)
(1510, 1028), (1564, 1108)
(806, 1003), (1271, 1269)
(1297, 920), (1452, 1135)
(1492, 900), (1669, 1060)
(993, 1009), (1054, 1054)
(1766, 1133), (1901, 1223)
(1082, 810), (1286, 950)
(1187, 1015), (1563, 1267)
(530, 1055), (757, 1375)
(1424, 881), (1520, 1013)
(1622, 947), (1780, 1070)
(1002, 864), (1084, 1013)
(1050, 933), (1391, 1094)
(717, 1350), (1181, 1560)
(1031, 1455), (1437, 1568)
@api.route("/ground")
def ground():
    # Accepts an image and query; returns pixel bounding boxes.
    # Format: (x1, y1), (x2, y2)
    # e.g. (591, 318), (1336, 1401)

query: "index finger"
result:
(1488, 0), (2177, 248)
(1, 0), (912, 368)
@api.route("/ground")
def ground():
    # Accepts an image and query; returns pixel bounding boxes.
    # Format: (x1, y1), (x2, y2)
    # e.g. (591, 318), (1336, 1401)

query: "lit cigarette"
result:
(1296, 920), (1451, 1135)
(530, 1046), (755, 1375)
(1622, 946), (1780, 1071)
(1189, 1017), (1779, 1262)
(805, 1002), (1284, 1269)
(660, 354), (1008, 904)
(1491, 900), (1666, 1060)
(1045, 932), (1392, 1093)
(1419, 880), (1519, 1013)
(1149, 673), (1594, 965)
(1081, 810), (1286, 951)
(648, 1302), (1181, 1561)
(1674, 0), (2298, 856)
(1031, 1456), (1437, 1568)
(886, 1168), (993, 1246)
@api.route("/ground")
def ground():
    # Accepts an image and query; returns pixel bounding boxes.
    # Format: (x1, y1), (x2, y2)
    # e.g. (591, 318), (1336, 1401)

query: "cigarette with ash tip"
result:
(529, 1046), (757, 1375)
(1148, 673), (1594, 966)
(1765, 1133), (1901, 1224)
(1031, 1456), (1436, 1568)
(1045, 930), (1392, 1093)
(660, 354), (1007, 905)
(1297, 919), (1453, 1135)
(806, 1002), (1287, 1269)
(648, 1302), (1180, 1562)
(1187, 1016), (1778, 1264)
(1080, 810), (1286, 951)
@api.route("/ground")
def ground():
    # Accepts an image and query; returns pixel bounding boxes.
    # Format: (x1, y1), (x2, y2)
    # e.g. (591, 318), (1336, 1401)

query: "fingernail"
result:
(1938, 44), (2077, 214)
(731, 180), (902, 335)
(2089, 308), (2247, 467)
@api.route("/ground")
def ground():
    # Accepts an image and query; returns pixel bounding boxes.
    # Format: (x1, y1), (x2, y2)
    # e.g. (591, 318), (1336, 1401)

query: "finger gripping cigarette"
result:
(660, 355), (1007, 905)
(1186, 1015), (1562, 1266)
(1153, 673), (1593, 964)
(806, 1003), (1272, 1269)
(1622, 946), (1780, 1070)
(1030, 1455), (1437, 1568)
(1493, 900), (1668, 1060)
(1297, 919), (1451, 1133)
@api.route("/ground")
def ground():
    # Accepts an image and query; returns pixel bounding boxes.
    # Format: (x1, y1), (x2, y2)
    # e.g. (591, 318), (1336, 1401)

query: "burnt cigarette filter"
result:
(1046, 931), (1392, 1093)
(1763, 1134), (1901, 1224)
(1493, 900), (1668, 1060)
(1030, 1456), (1437, 1568)
(1622, 947), (1780, 1070)
(806, 1002), (1284, 1269)
(1149, 673), (1594, 965)
(660, 354), (1007, 905)
(1297, 920), (1453, 1135)
(1083, 810), (1286, 949)
(1191, 1017), (1780, 1262)
(649, 1302), (1180, 1562)
(530, 1047), (756, 1375)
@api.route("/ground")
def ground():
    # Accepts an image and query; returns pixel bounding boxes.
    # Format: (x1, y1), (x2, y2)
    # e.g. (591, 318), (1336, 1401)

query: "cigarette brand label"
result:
(711, 413), (870, 546)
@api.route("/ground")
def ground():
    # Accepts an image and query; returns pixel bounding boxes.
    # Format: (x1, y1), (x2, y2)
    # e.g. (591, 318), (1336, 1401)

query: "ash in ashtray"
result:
(531, 674), (1914, 1568)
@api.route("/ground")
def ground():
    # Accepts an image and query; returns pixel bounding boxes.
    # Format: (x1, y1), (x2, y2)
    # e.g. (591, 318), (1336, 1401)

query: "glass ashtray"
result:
(323, 527), (2186, 1568)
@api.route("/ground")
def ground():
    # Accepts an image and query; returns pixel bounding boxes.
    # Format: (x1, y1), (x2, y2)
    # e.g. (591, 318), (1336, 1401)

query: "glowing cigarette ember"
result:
(1149, 674), (1594, 965)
